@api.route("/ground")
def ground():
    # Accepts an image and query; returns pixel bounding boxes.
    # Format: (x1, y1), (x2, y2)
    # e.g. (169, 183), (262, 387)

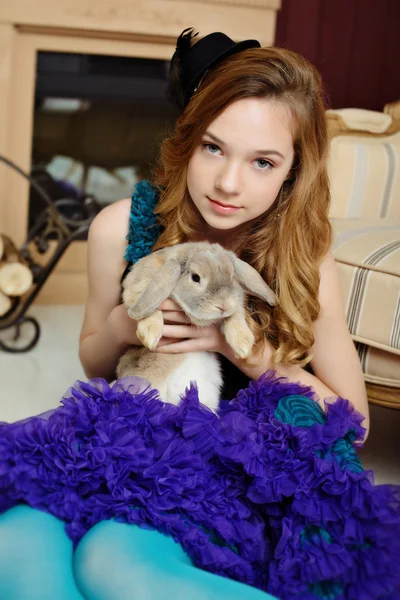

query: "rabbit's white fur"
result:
(118, 350), (222, 411)
(117, 242), (276, 411)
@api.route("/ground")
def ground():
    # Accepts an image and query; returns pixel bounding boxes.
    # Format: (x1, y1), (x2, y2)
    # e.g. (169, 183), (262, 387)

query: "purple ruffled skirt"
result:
(1, 372), (399, 599)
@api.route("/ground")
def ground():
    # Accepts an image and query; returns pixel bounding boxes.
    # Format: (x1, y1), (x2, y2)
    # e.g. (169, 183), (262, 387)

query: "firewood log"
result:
(0, 234), (34, 297)
(0, 289), (12, 317)
(0, 263), (33, 297)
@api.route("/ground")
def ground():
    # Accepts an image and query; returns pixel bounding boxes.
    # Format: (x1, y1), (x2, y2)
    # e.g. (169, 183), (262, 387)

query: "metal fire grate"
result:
(0, 156), (98, 352)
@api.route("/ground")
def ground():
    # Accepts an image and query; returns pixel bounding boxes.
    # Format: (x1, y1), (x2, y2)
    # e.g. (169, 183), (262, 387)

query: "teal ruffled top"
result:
(124, 180), (162, 267)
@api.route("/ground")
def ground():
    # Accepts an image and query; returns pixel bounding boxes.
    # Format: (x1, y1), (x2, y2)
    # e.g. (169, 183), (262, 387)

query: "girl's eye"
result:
(203, 143), (221, 155)
(255, 159), (273, 170)
(191, 273), (201, 283)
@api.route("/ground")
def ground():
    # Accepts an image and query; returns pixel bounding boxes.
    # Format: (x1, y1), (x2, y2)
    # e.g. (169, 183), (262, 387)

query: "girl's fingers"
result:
(158, 299), (182, 311)
(163, 311), (190, 324)
(156, 337), (176, 347)
(154, 339), (207, 353)
(161, 324), (202, 339)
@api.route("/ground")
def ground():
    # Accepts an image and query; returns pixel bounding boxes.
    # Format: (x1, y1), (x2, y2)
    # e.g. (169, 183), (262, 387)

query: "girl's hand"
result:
(111, 299), (189, 348)
(154, 299), (228, 355)
(158, 299), (189, 325)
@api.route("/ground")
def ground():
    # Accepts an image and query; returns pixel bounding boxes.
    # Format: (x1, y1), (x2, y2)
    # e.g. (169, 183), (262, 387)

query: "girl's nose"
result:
(215, 161), (242, 196)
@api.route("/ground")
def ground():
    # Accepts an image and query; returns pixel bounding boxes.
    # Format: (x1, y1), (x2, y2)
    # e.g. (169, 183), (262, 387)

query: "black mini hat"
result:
(167, 28), (261, 110)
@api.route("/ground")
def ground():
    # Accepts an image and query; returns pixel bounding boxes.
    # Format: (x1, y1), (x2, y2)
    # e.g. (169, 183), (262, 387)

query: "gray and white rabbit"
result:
(116, 242), (276, 411)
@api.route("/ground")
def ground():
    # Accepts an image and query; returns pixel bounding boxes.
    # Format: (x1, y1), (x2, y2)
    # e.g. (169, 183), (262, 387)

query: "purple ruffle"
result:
(1, 372), (399, 599)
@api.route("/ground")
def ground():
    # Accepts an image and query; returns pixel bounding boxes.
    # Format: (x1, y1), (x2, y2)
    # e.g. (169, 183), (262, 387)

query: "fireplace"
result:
(30, 50), (178, 230)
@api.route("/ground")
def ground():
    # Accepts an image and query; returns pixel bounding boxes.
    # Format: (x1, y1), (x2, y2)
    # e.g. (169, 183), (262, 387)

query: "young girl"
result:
(1, 29), (399, 600)
(80, 32), (369, 420)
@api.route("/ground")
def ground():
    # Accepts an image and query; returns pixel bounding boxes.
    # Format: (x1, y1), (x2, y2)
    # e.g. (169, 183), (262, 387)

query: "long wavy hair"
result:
(153, 46), (332, 366)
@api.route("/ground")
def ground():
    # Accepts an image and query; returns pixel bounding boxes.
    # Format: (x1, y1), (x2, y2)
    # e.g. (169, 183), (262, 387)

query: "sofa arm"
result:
(327, 109), (400, 220)
(384, 99), (400, 120)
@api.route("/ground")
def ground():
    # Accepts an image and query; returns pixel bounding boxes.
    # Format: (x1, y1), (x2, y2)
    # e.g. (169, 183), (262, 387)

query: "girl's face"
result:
(187, 98), (295, 237)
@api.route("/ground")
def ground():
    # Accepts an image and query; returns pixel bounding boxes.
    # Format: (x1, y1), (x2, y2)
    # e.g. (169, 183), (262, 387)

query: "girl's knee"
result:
(0, 506), (81, 600)
(0, 505), (67, 560)
(75, 521), (190, 572)
(74, 521), (149, 588)
(74, 521), (120, 597)
(74, 521), (191, 598)
(0, 504), (45, 530)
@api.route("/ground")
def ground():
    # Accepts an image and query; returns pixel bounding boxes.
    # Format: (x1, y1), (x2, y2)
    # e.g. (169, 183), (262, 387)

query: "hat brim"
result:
(186, 39), (261, 102)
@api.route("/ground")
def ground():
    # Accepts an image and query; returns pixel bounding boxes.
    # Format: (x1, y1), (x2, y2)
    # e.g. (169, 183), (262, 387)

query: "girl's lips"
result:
(207, 197), (241, 214)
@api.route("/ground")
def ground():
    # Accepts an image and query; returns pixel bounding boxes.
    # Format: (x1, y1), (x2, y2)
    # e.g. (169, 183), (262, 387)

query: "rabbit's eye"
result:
(191, 273), (201, 283)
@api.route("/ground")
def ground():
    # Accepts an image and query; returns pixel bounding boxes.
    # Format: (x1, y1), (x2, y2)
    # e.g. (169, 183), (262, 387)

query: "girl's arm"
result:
(222, 345), (336, 405)
(79, 199), (141, 380)
(309, 252), (369, 426)
(223, 252), (369, 431)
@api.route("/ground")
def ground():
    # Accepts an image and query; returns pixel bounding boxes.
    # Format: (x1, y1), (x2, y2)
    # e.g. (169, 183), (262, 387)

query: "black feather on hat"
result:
(166, 28), (199, 111)
(166, 28), (261, 111)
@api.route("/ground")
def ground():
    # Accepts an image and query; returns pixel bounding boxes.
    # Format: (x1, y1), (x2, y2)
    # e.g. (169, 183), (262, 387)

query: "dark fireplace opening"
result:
(30, 51), (178, 233)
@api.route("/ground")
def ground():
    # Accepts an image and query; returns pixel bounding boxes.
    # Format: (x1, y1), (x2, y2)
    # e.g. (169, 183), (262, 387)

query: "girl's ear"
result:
(230, 255), (277, 306)
(127, 260), (182, 319)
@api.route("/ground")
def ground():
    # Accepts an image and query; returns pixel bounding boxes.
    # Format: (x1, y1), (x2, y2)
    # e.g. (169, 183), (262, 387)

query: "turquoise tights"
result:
(0, 506), (276, 600)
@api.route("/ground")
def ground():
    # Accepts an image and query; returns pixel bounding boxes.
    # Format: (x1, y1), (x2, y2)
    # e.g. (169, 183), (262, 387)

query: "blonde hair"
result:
(153, 46), (332, 366)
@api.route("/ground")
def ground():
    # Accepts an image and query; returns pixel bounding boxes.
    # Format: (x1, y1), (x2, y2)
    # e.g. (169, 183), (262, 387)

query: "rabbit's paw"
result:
(223, 324), (254, 359)
(136, 312), (163, 350)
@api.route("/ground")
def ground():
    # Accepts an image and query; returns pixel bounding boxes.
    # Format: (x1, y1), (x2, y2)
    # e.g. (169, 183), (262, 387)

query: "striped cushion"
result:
(356, 343), (400, 388)
(332, 218), (400, 385)
(328, 131), (400, 219)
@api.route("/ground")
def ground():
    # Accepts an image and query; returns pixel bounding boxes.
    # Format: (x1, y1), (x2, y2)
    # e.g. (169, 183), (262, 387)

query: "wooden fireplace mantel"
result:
(0, 0), (280, 302)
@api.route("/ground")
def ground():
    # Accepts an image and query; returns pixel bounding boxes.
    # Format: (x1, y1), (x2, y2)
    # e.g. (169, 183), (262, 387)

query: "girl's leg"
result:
(74, 520), (277, 600)
(0, 505), (84, 600)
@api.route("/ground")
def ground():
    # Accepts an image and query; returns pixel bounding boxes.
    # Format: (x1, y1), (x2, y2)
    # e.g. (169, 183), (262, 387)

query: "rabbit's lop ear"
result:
(128, 259), (182, 320)
(230, 255), (277, 306)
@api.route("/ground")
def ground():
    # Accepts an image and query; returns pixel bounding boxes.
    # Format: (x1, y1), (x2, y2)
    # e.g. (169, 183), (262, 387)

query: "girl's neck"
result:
(192, 226), (236, 250)
(187, 202), (252, 252)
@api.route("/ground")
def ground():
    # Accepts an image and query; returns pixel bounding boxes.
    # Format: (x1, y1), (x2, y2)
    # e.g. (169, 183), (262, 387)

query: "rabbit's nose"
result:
(216, 302), (234, 314)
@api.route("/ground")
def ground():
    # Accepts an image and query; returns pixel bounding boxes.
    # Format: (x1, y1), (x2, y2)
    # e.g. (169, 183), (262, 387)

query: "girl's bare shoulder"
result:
(86, 197), (133, 285)
(89, 197), (132, 245)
